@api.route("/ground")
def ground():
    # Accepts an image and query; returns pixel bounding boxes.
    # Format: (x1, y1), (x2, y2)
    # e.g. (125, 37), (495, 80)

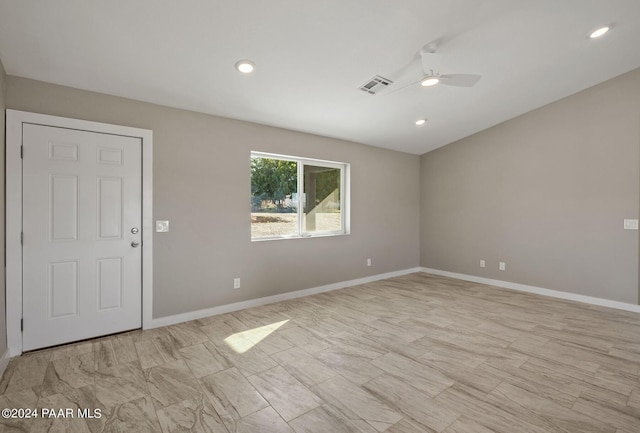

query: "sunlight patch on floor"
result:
(224, 319), (289, 353)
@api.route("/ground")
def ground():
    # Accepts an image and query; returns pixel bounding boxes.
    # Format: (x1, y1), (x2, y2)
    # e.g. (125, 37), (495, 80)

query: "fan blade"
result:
(439, 74), (481, 87)
(385, 56), (421, 86)
(377, 54), (423, 96)
(420, 52), (443, 74)
(379, 80), (421, 96)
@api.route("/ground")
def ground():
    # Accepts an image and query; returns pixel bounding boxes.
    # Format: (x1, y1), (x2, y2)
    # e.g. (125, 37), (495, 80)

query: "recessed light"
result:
(421, 76), (439, 87)
(235, 60), (255, 74)
(589, 26), (609, 39)
(415, 119), (426, 126)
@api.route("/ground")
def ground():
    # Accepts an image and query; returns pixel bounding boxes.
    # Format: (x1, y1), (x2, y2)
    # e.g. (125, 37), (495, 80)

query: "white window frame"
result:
(251, 151), (350, 241)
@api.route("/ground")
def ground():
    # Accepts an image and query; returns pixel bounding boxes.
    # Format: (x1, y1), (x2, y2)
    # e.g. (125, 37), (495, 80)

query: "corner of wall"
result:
(0, 55), (8, 372)
(419, 68), (640, 305)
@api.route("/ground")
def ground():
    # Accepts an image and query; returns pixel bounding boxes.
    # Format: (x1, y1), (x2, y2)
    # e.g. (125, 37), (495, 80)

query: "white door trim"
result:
(6, 110), (153, 356)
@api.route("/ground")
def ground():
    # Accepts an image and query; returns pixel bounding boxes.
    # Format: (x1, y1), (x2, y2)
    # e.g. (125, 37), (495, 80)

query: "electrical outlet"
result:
(366, 258), (372, 267)
(499, 262), (506, 271)
(233, 278), (240, 289)
(480, 260), (485, 268)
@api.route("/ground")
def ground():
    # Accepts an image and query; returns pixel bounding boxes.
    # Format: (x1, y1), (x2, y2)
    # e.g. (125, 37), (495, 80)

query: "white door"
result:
(22, 123), (142, 351)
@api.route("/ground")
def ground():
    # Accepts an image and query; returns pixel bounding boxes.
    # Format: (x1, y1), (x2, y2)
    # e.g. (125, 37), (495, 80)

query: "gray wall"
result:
(0, 58), (7, 356)
(7, 76), (421, 318)
(5, 65), (638, 330)
(421, 68), (640, 304)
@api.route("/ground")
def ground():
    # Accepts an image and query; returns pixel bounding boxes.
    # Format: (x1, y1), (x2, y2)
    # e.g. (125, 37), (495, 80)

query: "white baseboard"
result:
(421, 267), (640, 313)
(0, 348), (10, 378)
(146, 267), (423, 329)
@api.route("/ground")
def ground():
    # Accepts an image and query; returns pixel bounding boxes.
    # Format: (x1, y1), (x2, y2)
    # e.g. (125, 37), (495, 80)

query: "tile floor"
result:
(1, 272), (640, 432)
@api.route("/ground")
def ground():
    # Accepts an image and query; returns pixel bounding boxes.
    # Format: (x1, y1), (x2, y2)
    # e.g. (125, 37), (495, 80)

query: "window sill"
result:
(251, 232), (349, 242)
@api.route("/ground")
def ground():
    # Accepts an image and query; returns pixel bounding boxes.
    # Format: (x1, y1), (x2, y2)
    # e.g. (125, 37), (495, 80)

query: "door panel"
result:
(22, 123), (142, 351)
(50, 174), (79, 241)
(97, 257), (123, 311)
(49, 261), (79, 318)
(97, 176), (124, 240)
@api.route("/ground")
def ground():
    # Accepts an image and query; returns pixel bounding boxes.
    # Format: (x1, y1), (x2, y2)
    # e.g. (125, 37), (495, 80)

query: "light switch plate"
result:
(624, 219), (638, 230)
(156, 220), (169, 232)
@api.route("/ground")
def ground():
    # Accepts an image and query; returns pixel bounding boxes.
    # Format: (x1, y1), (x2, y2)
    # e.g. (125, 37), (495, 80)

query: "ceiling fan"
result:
(360, 43), (481, 95)
(418, 44), (482, 89)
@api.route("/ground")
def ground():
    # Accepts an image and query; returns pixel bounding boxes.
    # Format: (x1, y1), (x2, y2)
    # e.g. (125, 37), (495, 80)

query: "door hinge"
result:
(20, 232), (23, 245)
(20, 319), (23, 332)
(20, 145), (23, 159)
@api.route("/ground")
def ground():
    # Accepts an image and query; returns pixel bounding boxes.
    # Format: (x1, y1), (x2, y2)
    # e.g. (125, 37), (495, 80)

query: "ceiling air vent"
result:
(359, 75), (393, 95)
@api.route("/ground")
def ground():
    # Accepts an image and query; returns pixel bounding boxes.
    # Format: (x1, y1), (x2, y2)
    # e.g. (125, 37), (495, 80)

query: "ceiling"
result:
(1, 1), (639, 155)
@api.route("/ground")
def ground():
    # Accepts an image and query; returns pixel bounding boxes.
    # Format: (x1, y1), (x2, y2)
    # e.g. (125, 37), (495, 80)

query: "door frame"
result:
(6, 110), (154, 356)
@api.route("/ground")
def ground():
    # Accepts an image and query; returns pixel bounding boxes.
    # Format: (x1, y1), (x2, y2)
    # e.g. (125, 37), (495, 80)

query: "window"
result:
(251, 152), (349, 240)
